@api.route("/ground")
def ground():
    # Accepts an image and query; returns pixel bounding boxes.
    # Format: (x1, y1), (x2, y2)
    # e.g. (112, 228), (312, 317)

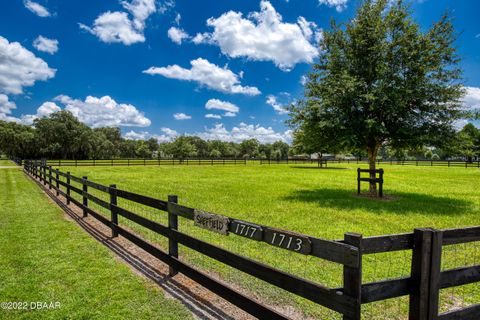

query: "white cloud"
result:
(80, 0), (156, 45)
(167, 27), (189, 44)
(266, 95), (288, 114)
(197, 122), (292, 144)
(143, 58), (260, 95)
(318, 0), (348, 12)
(300, 75), (308, 86)
(205, 99), (239, 113)
(18, 101), (61, 125)
(223, 111), (237, 117)
(0, 94), (18, 122)
(0, 36), (56, 95)
(33, 36), (59, 54)
(173, 112), (191, 120)
(463, 87), (480, 111)
(125, 127), (178, 142)
(192, 32), (212, 44)
(205, 114), (222, 119)
(159, 0), (175, 14)
(51, 95), (151, 128)
(174, 13), (181, 25)
(194, 1), (319, 71)
(24, 0), (51, 17)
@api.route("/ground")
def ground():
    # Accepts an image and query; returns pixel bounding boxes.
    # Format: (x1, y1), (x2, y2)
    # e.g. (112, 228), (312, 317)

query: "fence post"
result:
(343, 233), (363, 320)
(168, 194), (179, 276)
(66, 172), (71, 205)
(427, 229), (443, 320)
(110, 184), (118, 238)
(409, 228), (434, 320)
(48, 166), (52, 189)
(55, 169), (59, 196)
(357, 168), (361, 195)
(43, 165), (47, 185)
(378, 169), (383, 198)
(82, 176), (88, 217)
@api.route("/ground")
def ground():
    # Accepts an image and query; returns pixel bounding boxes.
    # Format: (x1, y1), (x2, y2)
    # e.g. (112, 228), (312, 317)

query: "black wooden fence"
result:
(24, 160), (480, 319)
(260, 158), (480, 168)
(44, 158), (247, 167)
(13, 158), (480, 168)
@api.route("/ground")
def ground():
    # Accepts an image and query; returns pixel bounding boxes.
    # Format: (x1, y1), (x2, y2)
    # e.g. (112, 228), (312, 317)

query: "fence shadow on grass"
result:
(282, 188), (473, 216)
(288, 166), (349, 170)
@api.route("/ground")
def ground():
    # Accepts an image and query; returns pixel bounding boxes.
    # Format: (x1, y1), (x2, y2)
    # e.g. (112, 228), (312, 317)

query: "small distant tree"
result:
(424, 149), (433, 160)
(209, 149), (222, 158)
(136, 143), (151, 158)
(271, 149), (282, 160)
(240, 139), (260, 158)
(289, 0), (465, 195)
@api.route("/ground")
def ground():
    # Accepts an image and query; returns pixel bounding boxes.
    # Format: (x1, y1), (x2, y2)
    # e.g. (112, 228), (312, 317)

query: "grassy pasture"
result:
(0, 160), (16, 166)
(59, 163), (480, 319)
(0, 168), (193, 320)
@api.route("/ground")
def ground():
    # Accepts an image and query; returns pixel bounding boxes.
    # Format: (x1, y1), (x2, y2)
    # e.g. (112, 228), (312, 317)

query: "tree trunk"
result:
(367, 145), (379, 195)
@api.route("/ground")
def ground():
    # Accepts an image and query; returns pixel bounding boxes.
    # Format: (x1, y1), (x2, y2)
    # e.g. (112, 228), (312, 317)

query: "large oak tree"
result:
(288, 0), (465, 194)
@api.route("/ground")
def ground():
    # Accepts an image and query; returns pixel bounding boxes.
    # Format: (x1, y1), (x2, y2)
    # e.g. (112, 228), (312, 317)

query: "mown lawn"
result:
(0, 168), (193, 320)
(63, 162), (480, 319)
(0, 160), (16, 166)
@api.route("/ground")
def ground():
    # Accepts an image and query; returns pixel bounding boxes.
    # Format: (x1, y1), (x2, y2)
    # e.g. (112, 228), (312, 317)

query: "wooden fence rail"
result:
(23, 160), (480, 319)
(11, 157), (480, 168)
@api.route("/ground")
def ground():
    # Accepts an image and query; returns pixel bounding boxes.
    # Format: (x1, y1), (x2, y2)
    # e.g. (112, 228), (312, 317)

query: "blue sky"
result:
(0, 0), (479, 143)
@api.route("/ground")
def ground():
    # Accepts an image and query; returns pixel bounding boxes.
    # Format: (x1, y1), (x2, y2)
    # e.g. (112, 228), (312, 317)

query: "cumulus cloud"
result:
(266, 95), (288, 115)
(24, 0), (51, 17)
(0, 36), (56, 95)
(33, 36), (59, 54)
(143, 58), (260, 95)
(197, 123), (292, 143)
(125, 127), (178, 142)
(0, 97), (61, 125)
(193, 1), (319, 71)
(50, 95), (151, 128)
(79, 0), (156, 45)
(463, 87), (480, 111)
(0, 94), (18, 122)
(205, 114), (222, 119)
(18, 101), (61, 125)
(205, 99), (239, 114)
(167, 27), (189, 44)
(318, 0), (349, 12)
(173, 112), (191, 120)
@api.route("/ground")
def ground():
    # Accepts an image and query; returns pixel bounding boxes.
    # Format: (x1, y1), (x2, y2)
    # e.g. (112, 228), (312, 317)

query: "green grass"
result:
(0, 168), (193, 320)
(0, 160), (16, 166)
(62, 162), (480, 319)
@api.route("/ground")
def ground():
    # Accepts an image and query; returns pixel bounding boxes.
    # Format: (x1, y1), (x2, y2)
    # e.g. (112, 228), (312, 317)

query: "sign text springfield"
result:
(194, 209), (229, 235)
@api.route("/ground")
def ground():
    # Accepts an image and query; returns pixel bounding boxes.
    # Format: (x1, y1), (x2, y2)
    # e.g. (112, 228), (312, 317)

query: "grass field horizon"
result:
(58, 162), (480, 319)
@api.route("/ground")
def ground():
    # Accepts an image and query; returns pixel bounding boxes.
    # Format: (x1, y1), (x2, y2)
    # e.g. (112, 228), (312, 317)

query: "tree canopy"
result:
(288, 0), (466, 193)
(0, 111), (291, 160)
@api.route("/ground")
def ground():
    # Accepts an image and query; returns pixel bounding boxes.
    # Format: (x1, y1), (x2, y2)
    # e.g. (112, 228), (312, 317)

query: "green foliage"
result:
(0, 111), (290, 160)
(239, 139), (260, 158)
(289, 0), (465, 176)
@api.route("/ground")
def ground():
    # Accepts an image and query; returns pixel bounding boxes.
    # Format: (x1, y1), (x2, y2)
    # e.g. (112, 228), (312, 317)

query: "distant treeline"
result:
(0, 110), (478, 161)
(0, 111), (290, 160)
